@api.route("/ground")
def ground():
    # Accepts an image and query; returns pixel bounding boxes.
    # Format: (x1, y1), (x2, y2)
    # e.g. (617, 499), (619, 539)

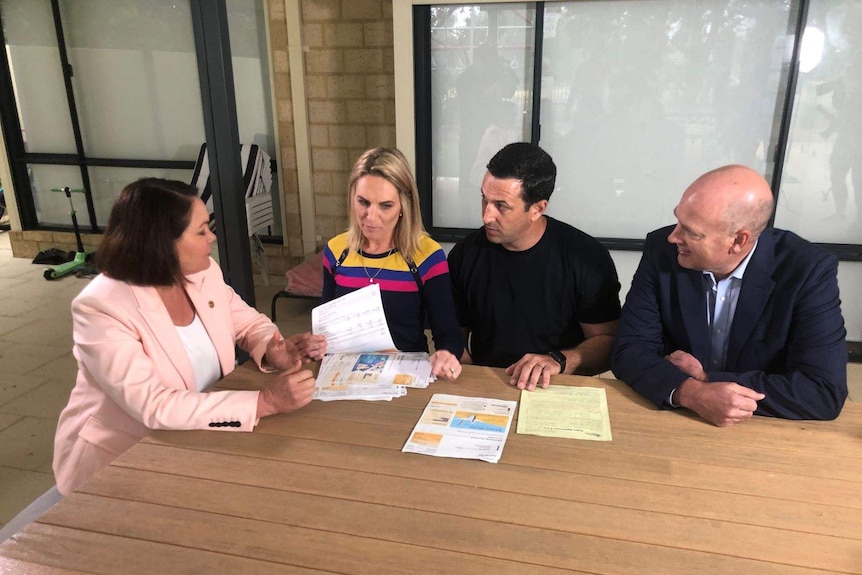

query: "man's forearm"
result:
(566, 334), (614, 376)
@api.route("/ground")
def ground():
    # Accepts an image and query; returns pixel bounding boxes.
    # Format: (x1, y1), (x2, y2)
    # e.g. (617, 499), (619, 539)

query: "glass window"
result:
(430, 3), (534, 229)
(2, 0), (282, 240)
(227, 0), (282, 237)
(774, 0), (862, 244)
(424, 1), (797, 242)
(60, 0), (205, 161)
(27, 164), (85, 227)
(1, 0), (76, 153)
(88, 166), (194, 224)
(541, 0), (795, 239)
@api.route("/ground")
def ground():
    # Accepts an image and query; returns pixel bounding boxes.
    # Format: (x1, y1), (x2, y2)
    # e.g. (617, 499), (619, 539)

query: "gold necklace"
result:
(362, 248), (394, 284)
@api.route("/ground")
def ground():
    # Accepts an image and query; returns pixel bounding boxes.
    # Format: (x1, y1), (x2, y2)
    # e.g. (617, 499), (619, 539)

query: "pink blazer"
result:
(53, 258), (278, 495)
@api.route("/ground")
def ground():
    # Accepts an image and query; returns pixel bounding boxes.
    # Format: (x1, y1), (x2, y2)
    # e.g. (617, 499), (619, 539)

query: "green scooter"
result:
(43, 187), (92, 280)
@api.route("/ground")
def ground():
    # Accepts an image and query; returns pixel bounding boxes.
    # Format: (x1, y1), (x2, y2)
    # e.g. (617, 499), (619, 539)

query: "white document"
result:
(314, 382), (407, 402)
(311, 284), (396, 353)
(402, 394), (517, 463)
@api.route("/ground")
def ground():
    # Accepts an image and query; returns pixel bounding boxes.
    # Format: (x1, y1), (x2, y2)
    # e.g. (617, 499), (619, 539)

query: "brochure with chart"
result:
(314, 352), (434, 401)
(402, 394), (517, 463)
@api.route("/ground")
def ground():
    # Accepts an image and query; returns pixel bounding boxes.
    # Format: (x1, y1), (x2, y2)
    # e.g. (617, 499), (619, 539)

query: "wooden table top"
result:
(2, 364), (860, 574)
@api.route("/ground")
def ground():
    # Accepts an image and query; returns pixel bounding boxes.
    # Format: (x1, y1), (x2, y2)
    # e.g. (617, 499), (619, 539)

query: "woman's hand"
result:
(430, 349), (462, 381)
(264, 332), (327, 371)
(256, 368), (316, 418)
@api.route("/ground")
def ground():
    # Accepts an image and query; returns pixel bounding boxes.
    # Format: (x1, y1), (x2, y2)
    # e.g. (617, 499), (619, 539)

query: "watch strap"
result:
(548, 350), (566, 374)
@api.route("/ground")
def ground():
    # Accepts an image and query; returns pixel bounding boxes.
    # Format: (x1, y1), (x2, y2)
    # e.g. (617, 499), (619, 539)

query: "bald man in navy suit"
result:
(612, 165), (847, 426)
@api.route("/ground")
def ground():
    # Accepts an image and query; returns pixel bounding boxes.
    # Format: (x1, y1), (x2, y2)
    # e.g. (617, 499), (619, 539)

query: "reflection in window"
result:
(775, 0), (862, 244)
(1, 0), (76, 154)
(426, 1), (796, 241)
(430, 4), (534, 229)
(542, 0), (793, 238)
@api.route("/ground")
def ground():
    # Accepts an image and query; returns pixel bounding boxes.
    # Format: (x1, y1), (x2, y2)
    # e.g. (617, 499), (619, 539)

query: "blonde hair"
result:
(346, 147), (427, 260)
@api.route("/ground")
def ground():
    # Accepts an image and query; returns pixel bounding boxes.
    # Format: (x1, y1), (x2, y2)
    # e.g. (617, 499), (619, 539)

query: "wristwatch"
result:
(548, 350), (566, 374)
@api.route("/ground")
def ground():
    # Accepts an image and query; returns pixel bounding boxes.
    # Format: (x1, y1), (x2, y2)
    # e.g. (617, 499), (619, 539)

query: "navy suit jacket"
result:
(611, 226), (847, 420)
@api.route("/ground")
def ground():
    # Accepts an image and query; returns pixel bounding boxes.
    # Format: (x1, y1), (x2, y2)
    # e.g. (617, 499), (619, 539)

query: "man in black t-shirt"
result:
(448, 143), (621, 391)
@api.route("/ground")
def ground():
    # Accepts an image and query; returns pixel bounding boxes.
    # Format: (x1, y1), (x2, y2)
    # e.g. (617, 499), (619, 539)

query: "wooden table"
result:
(1, 365), (860, 574)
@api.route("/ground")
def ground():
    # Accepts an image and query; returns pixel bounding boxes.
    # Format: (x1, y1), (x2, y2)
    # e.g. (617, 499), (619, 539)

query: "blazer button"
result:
(208, 301), (214, 308)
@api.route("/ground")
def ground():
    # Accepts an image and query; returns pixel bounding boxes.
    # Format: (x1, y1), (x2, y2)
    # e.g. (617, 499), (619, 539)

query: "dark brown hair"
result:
(98, 178), (199, 286)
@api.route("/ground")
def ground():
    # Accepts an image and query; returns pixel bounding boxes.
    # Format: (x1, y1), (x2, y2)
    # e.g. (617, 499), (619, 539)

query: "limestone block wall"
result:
(301, 0), (396, 251)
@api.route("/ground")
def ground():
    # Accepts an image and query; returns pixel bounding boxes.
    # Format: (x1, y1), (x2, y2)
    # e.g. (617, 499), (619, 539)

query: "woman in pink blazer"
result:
(53, 178), (326, 495)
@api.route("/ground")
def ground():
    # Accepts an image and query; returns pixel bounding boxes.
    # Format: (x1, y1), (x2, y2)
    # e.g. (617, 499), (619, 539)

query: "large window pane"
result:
(431, 4), (534, 229)
(227, 0), (281, 237)
(774, 0), (862, 244)
(1, 0), (76, 153)
(542, 0), (795, 239)
(60, 0), (205, 161)
(88, 166), (194, 224)
(28, 164), (86, 227)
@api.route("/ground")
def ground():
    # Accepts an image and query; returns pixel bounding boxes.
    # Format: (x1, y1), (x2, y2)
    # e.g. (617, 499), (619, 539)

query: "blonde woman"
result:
(321, 148), (463, 380)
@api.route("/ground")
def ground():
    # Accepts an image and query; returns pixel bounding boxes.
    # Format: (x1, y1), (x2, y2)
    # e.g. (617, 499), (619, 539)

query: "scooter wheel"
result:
(44, 269), (56, 280)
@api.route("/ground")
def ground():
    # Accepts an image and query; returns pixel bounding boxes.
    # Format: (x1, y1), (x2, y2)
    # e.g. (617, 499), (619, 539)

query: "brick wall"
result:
(302, 0), (396, 250)
(8, 230), (101, 260)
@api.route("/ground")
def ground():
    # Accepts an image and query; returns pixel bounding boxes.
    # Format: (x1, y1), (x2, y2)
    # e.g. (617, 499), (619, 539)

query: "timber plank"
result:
(79, 462), (862, 573)
(142, 427), (862, 508)
(39, 493), (848, 575)
(110, 443), (862, 541)
(0, 524), (329, 574)
(37, 495), (589, 575)
(253, 410), (862, 482)
(137, 432), (862, 509)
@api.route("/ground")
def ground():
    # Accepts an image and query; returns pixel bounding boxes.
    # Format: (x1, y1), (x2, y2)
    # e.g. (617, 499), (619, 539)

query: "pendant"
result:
(369, 278), (374, 284)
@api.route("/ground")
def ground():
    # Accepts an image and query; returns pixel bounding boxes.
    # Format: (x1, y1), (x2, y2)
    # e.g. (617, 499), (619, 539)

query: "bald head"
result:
(669, 165), (775, 278)
(681, 165), (774, 238)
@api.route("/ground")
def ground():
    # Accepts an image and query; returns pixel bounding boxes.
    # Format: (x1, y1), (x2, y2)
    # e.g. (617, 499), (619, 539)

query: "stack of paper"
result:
(314, 352), (435, 401)
(402, 394), (517, 463)
(311, 284), (441, 401)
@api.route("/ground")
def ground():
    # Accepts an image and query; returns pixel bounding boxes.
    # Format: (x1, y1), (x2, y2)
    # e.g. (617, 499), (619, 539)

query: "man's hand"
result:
(677, 378), (765, 427)
(666, 350), (708, 381)
(265, 332), (327, 371)
(505, 353), (561, 391)
(256, 368), (316, 418)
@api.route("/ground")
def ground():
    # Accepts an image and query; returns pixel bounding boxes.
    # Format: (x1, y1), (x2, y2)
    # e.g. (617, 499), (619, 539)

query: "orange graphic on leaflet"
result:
(410, 432), (443, 447)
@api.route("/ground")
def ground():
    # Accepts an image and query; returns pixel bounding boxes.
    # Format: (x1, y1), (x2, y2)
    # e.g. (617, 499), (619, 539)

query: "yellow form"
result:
(517, 385), (612, 441)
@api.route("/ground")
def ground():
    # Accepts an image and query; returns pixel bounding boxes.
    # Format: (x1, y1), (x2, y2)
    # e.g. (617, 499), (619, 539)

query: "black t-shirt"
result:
(448, 216), (621, 368)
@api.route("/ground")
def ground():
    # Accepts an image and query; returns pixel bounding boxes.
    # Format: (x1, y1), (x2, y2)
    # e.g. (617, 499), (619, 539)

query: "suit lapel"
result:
(679, 267), (711, 364)
(726, 238), (775, 368)
(131, 285), (196, 391)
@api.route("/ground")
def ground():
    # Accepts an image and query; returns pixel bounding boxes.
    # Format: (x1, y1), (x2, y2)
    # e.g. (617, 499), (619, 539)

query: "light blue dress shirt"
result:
(668, 241), (759, 407)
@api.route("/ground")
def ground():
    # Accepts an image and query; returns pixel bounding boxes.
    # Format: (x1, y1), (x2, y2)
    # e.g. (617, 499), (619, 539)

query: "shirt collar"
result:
(703, 239), (759, 283)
